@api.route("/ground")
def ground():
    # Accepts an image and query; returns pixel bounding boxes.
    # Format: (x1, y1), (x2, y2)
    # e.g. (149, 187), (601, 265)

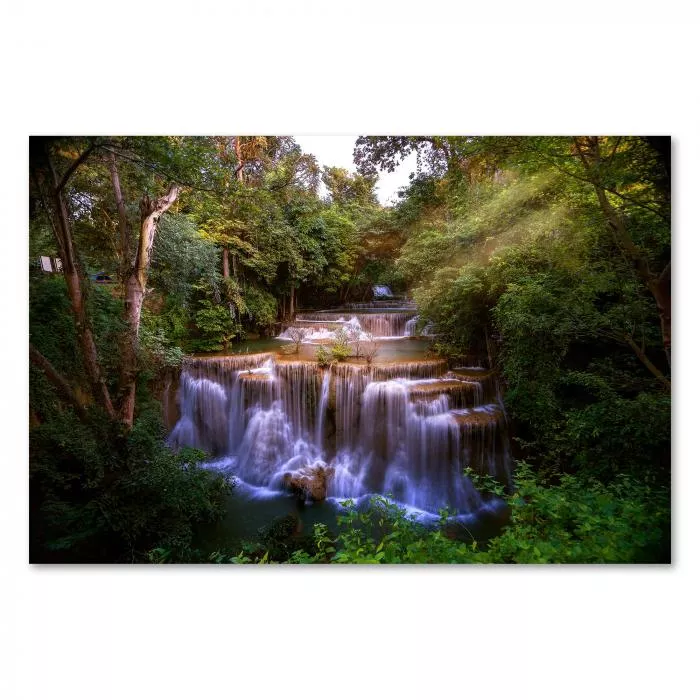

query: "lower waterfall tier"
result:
(168, 356), (511, 515)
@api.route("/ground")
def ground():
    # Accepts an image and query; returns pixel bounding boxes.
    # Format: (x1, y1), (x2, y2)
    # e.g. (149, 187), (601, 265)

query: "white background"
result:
(1, 2), (698, 699)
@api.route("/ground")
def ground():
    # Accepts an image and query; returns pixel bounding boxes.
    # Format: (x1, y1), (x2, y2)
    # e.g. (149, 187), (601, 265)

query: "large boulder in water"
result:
(284, 464), (334, 502)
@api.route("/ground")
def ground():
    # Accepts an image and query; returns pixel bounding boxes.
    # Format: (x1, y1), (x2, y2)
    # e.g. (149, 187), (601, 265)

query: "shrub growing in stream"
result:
(316, 345), (335, 368)
(286, 326), (308, 353)
(330, 328), (352, 362)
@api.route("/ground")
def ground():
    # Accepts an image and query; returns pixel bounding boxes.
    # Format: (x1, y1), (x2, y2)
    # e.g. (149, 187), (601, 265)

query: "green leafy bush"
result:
(330, 328), (352, 362)
(243, 284), (278, 332)
(216, 461), (669, 564)
(316, 345), (334, 368)
(192, 299), (241, 352)
(482, 463), (670, 564)
(30, 406), (232, 563)
(139, 311), (185, 370)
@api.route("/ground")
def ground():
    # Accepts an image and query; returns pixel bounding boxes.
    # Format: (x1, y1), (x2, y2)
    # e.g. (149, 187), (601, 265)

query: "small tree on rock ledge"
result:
(287, 326), (308, 353)
(362, 333), (380, 365)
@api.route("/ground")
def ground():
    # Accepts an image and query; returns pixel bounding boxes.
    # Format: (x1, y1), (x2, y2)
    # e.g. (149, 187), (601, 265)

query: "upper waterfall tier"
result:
(343, 300), (417, 310)
(168, 352), (511, 516)
(289, 312), (417, 337)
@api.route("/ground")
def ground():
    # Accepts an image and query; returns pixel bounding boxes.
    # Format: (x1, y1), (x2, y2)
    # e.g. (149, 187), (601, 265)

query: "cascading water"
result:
(280, 312), (419, 340)
(315, 370), (331, 450)
(373, 284), (393, 298)
(168, 301), (510, 523)
(169, 354), (510, 519)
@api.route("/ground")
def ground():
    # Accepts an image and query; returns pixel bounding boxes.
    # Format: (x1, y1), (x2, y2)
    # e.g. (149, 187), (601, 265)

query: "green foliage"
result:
(483, 462), (670, 564)
(150, 213), (220, 303)
(463, 467), (507, 498)
(393, 142), (670, 480)
(222, 462), (669, 564)
(322, 166), (378, 208)
(191, 299), (241, 352)
(315, 345), (335, 368)
(29, 272), (126, 403)
(30, 406), (232, 563)
(139, 310), (185, 370)
(242, 284), (278, 331)
(29, 273), (83, 380)
(330, 328), (353, 362)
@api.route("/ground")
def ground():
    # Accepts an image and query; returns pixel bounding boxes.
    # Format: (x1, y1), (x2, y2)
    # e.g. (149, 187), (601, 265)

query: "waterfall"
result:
(169, 354), (511, 516)
(346, 300), (417, 310)
(281, 312), (417, 339)
(334, 364), (370, 451)
(373, 284), (393, 298)
(315, 370), (331, 451)
(169, 373), (229, 454)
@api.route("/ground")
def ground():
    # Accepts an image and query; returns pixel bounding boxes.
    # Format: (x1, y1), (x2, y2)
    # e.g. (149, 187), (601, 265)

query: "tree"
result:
(30, 137), (116, 419)
(322, 166), (378, 207)
(466, 135), (671, 372)
(570, 136), (671, 369)
(347, 324), (363, 357)
(286, 326), (308, 353)
(362, 333), (380, 365)
(383, 136), (670, 477)
(29, 136), (210, 428)
(357, 135), (671, 376)
(109, 153), (181, 425)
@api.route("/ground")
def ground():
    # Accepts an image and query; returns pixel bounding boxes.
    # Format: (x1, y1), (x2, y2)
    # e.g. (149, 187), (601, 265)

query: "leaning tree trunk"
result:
(593, 182), (672, 372)
(32, 143), (116, 419)
(573, 136), (672, 374)
(651, 261), (671, 369)
(118, 184), (181, 427)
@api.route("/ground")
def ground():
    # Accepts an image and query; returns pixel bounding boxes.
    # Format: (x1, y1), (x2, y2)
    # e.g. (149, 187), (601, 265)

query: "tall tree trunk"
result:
(222, 246), (230, 278)
(32, 142), (116, 419)
(289, 285), (295, 318)
(108, 152), (132, 282)
(221, 137), (245, 280)
(118, 184), (181, 426)
(573, 136), (672, 373)
(234, 136), (244, 183)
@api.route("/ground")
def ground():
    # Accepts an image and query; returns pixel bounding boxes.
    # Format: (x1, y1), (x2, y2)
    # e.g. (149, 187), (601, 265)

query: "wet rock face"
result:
(284, 465), (335, 502)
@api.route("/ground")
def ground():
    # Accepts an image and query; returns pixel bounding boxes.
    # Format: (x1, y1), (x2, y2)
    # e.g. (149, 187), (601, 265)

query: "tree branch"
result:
(55, 141), (99, 194)
(100, 144), (216, 193)
(623, 333), (671, 391)
(30, 344), (89, 421)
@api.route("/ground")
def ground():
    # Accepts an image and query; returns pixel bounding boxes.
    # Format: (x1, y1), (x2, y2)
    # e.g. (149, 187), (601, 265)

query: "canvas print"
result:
(29, 136), (671, 564)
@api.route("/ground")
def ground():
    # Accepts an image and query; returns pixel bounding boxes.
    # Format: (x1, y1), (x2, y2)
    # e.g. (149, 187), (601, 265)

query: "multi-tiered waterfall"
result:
(168, 302), (511, 520)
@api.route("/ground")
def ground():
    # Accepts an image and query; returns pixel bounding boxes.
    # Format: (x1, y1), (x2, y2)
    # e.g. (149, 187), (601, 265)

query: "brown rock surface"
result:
(284, 464), (335, 502)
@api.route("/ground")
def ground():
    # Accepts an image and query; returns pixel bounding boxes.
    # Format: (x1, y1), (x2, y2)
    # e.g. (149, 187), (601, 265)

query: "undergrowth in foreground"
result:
(153, 462), (669, 565)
